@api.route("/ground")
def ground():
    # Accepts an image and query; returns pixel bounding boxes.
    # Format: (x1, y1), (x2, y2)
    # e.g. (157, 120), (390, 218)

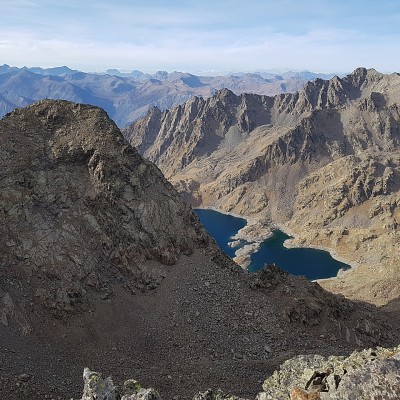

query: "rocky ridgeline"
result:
(124, 67), (400, 178)
(0, 100), (209, 327)
(125, 68), (400, 305)
(125, 90), (273, 175)
(0, 65), (320, 127)
(78, 346), (400, 400)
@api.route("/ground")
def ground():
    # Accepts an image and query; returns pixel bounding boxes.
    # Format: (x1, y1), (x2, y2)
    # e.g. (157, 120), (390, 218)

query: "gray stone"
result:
(18, 373), (31, 382)
(81, 368), (117, 400)
(257, 346), (400, 400)
(192, 389), (247, 400)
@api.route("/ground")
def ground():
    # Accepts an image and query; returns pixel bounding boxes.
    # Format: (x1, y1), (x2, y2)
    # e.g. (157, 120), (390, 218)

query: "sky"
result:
(1, 0), (400, 74)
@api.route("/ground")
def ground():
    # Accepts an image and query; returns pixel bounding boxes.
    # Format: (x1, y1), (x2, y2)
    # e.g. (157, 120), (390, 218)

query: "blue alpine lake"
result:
(194, 208), (350, 280)
(194, 208), (247, 258)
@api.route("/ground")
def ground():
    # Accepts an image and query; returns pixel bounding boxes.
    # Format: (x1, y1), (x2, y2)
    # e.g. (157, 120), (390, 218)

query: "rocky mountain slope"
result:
(0, 65), (330, 127)
(124, 68), (400, 306)
(1, 100), (398, 400)
(0, 99), (207, 327)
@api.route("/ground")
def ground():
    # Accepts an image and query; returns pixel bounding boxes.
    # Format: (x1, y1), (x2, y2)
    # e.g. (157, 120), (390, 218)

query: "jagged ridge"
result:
(125, 68), (400, 306)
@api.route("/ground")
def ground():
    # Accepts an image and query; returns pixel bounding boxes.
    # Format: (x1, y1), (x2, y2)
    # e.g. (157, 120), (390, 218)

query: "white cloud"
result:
(1, 0), (399, 74)
(1, 22), (400, 74)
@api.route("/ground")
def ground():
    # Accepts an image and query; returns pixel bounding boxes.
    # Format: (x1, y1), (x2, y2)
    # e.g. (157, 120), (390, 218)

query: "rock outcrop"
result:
(77, 345), (400, 400)
(193, 389), (246, 400)
(80, 368), (162, 400)
(257, 345), (400, 400)
(81, 368), (118, 400)
(125, 68), (400, 305)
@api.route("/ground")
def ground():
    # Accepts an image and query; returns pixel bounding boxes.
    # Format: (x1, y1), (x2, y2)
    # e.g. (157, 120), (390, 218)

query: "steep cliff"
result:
(125, 68), (400, 305)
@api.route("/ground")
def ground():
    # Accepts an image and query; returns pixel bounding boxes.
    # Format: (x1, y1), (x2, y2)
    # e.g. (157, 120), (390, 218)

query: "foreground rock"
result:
(193, 389), (246, 400)
(80, 368), (244, 400)
(79, 345), (400, 400)
(0, 101), (398, 400)
(258, 345), (400, 399)
(81, 368), (118, 400)
(81, 368), (161, 400)
(125, 67), (400, 306)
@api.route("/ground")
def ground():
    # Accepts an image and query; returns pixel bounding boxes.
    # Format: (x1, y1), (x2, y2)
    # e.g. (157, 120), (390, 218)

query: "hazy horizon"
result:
(2, 1), (400, 73)
(1, 62), (349, 76)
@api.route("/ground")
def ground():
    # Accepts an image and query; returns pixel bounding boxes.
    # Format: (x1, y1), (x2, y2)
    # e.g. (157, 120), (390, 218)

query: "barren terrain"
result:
(125, 68), (400, 306)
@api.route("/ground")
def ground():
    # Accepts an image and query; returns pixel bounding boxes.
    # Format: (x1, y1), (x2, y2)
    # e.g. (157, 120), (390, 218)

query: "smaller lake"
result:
(194, 209), (350, 280)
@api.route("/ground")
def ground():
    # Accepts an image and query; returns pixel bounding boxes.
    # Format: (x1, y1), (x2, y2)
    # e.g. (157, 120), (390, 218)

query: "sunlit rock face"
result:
(126, 68), (400, 305)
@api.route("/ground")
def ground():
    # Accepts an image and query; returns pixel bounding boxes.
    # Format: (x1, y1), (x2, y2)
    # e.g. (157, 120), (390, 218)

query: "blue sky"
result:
(1, 0), (400, 74)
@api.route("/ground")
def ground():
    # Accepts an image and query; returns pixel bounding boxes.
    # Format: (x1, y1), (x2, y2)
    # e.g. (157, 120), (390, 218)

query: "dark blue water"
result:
(247, 229), (349, 279)
(195, 209), (350, 280)
(194, 209), (247, 258)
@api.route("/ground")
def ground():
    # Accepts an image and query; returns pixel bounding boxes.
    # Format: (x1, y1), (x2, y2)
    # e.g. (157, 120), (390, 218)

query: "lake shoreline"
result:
(195, 206), (352, 279)
(274, 223), (357, 280)
(195, 206), (273, 268)
(194, 205), (249, 222)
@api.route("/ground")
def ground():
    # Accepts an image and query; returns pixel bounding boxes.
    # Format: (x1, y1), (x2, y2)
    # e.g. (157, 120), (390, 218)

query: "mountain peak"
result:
(216, 87), (235, 97)
(347, 67), (384, 88)
(1, 99), (208, 320)
(215, 88), (238, 103)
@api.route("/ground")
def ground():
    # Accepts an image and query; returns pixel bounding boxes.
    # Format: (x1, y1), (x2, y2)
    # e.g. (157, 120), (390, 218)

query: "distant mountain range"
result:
(0, 64), (335, 127)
